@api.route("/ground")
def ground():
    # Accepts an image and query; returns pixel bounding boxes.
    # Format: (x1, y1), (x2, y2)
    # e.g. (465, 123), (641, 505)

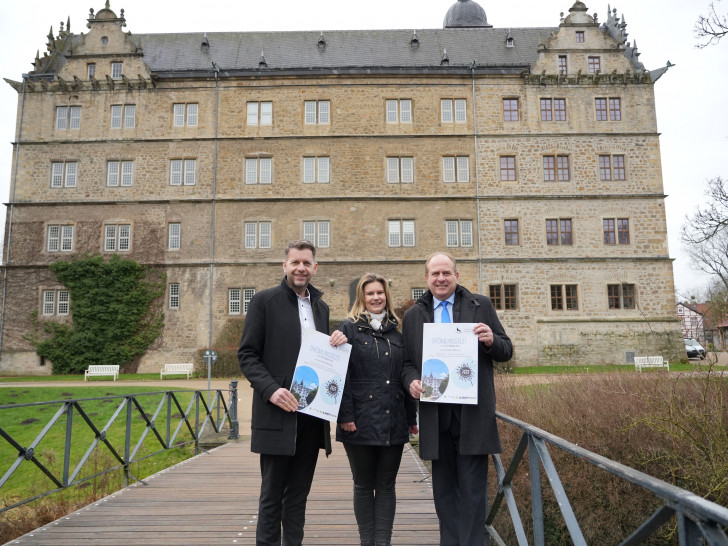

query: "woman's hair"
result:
(346, 273), (400, 326)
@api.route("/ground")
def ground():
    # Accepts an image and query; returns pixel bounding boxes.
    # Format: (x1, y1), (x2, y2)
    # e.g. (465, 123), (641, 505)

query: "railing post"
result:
(124, 397), (132, 487)
(62, 402), (73, 486)
(228, 380), (239, 440)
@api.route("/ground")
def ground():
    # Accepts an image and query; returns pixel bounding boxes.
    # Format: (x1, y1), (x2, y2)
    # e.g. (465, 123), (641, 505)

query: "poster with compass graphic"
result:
(291, 329), (352, 422)
(421, 323), (478, 405)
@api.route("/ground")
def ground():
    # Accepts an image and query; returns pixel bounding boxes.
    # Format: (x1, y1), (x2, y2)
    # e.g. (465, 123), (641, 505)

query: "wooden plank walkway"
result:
(9, 440), (439, 545)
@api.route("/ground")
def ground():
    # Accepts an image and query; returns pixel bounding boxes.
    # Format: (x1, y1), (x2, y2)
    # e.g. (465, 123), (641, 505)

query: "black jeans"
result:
(343, 443), (405, 546)
(256, 413), (323, 546)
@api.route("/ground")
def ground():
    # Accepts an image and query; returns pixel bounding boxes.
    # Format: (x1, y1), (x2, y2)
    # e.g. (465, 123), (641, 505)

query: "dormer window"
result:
(558, 55), (567, 75)
(111, 62), (123, 79)
(588, 56), (601, 73)
(576, 31), (584, 43)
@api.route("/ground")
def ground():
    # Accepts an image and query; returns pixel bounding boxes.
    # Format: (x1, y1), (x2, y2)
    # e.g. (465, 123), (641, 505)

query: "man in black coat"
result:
(238, 240), (347, 546)
(401, 252), (512, 546)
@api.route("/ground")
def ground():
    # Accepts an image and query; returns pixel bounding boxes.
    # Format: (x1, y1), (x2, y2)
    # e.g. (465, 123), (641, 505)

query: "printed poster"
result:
(291, 329), (352, 422)
(421, 323), (478, 404)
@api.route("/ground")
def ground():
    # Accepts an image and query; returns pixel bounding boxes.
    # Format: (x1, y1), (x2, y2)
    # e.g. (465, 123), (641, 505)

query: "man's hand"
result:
(329, 331), (348, 346)
(340, 421), (357, 432)
(270, 387), (299, 412)
(409, 379), (425, 399)
(409, 425), (419, 435)
(473, 323), (494, 348)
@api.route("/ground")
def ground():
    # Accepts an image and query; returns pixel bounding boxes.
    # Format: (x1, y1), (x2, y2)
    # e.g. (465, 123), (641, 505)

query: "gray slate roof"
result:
(127, 27), (556, 75)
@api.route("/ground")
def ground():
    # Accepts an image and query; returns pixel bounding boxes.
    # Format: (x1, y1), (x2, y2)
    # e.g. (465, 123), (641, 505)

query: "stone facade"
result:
(0, 1), (683, 374)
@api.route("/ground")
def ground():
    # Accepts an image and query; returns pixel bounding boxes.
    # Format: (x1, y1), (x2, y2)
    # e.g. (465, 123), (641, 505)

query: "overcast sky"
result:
(1, 0), (726, 299)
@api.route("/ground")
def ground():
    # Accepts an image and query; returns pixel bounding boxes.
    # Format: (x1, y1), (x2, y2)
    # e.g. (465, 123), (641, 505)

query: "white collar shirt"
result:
(297, 290), (316, 339)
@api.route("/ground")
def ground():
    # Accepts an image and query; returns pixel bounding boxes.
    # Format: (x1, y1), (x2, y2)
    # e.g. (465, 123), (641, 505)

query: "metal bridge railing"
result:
(489, 411), (728, 546)
(0, 380), (240, 514)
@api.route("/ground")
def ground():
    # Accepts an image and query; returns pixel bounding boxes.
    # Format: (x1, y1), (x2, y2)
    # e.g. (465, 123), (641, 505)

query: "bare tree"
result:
(696, 1), (728, 48)
(682, 177), (728, 291)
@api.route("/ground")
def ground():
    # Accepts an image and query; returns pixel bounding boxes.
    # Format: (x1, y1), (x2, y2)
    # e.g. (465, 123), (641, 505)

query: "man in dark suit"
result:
(238, 240), (347, 546)
(401, 252), (512, 546)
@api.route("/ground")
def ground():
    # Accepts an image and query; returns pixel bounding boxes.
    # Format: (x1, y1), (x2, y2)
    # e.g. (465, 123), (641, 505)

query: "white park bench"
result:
(160, 363), (194, 379)
(634, 356), (669, 372)
(84, 365), (120, 381)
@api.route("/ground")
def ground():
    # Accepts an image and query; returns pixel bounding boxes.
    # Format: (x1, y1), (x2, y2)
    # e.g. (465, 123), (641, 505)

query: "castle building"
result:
(0, 0), (683, 374)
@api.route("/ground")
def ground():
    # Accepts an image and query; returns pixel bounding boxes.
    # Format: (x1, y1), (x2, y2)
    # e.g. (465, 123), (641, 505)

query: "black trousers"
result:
(343, 443), (405, 546)
(432, 427), (489, 546)
(256, 413), (323, 546)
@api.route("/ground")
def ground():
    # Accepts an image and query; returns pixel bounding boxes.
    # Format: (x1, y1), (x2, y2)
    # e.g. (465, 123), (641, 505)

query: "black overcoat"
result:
(238, 277), (332, 456)
(335, 316), (417, 446)
(401, 285), (513, 460)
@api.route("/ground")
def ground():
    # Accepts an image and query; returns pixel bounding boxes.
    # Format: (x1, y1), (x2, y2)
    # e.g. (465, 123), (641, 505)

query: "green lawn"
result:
(0, 386), (203, 506)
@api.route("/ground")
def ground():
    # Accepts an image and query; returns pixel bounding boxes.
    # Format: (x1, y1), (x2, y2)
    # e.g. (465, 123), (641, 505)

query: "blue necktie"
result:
(441, 302), (451, 323)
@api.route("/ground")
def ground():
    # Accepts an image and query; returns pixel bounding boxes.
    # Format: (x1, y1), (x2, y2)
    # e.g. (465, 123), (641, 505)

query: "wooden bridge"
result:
(9, 439), (439, 545)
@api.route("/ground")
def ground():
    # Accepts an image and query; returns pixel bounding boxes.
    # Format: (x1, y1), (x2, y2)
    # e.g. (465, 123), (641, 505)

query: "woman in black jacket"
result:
(337, 273), (418, 546)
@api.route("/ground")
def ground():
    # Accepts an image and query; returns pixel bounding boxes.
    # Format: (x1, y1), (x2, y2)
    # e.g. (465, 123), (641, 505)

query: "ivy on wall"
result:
(28, 254), (165, 374)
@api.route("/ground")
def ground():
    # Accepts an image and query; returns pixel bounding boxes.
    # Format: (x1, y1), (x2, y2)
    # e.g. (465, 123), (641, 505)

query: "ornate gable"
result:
(527, 1), (651, 86)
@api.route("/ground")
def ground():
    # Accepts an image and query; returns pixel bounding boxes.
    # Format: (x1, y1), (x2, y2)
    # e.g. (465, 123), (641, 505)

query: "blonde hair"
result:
(346, 273), (400, 327)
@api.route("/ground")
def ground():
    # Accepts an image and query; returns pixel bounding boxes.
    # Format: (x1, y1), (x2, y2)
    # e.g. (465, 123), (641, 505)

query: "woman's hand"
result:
(330, 331), (348, 347)
(340, 421), (357, 432)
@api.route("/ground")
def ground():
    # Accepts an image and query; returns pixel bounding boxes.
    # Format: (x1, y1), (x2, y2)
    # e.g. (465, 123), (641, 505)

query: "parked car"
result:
(684, 338), (706, 359)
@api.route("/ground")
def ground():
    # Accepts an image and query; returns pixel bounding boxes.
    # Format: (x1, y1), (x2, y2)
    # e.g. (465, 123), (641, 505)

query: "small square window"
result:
(588, 56), (601, 74)
(504, 219), (519, 245)
(500, 156), (516, 181)
(503, 99), (519, 122)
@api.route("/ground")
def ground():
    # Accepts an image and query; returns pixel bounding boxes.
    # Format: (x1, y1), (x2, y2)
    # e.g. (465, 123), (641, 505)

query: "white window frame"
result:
(441, 99), (466, 123)
(412, 288), (426, 299)
(244, 221), (272, 249)
(170, 159), (197, 186)
(110, 105), (135, 129)
(446, 220), (473, 247)
(229, 288), (241, 315)
(104, 224), (131, 252)
(42, 289), (70, 316)
(111, 62), (123, 79)
(388, 220), (415, 247)
(442, 156), (470, 183)
(55, 106), (81, 129)
(51, 161), (78, 188)
(386, 99), (412, 123)
(168, 223), (181, 250)
(107, 160), (134, 187)
(303, 220), (330, 248)
(386, 157), (414, 184)
(243, 288), (256, 314)
(247, 101), (273, 126)
(87, 63), (95, 80)
(173, 103), (199, 127)
(245, 158), (273, 185)
(169, 283), (180, 310)
(304, 100), (330, 124)
(303, 157), (330, 183)
(47, 225), (74, 252)
(42, 290), (55, 316)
